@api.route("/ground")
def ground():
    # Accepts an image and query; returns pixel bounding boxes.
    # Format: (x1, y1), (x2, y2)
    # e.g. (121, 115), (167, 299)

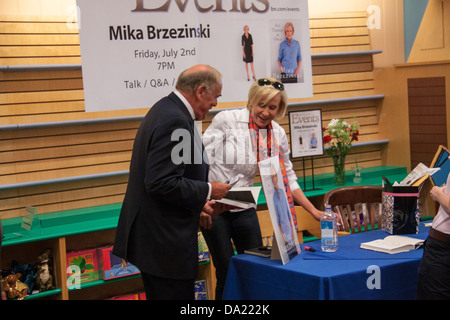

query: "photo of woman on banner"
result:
(259, 157), (300, 264)
(242, 25), (256, 81)
(278, 22), (302, 84)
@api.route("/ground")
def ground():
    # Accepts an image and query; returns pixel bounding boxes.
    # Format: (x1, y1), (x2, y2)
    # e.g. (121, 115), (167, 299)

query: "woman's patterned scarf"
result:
(248, 114), (297, 228)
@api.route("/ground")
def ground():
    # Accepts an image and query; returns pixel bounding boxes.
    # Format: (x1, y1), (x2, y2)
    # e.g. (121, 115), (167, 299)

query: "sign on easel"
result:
(258, 156), (300, 265)
(289, 109), (323, 191)
(289, 109), (323, 158)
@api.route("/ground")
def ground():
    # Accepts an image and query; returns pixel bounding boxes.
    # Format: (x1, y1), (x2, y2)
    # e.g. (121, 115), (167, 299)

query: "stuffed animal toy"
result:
(11, 260), (35, 294)
(35, 248), (55, 292)
(1, 273), (29, 299)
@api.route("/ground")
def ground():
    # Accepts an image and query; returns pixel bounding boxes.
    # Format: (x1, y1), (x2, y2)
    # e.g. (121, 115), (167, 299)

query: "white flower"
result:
(328, 119), (339, 128)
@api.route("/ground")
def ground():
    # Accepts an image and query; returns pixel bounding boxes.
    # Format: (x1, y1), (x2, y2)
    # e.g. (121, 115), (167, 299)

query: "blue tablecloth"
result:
(222, 222), (430, 300)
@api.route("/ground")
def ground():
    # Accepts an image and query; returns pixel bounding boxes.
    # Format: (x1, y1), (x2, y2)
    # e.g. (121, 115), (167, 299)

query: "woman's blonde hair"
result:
(246, 77), (288, 120)
(284, 22), (295, 34)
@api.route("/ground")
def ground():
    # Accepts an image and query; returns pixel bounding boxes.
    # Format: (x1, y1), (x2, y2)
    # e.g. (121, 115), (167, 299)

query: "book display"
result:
(97, 246), (140, 281)
(1, 209), (213, 300)
(66, 249), (101, 284)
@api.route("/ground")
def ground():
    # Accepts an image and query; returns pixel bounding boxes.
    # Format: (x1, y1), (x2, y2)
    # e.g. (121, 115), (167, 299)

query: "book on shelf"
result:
(215, 186), (261, 210)
(360, 235), (424, 254)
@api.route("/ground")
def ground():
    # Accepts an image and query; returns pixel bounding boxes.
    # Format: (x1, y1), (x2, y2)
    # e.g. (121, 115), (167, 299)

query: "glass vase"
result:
(332, 154), (346, 186)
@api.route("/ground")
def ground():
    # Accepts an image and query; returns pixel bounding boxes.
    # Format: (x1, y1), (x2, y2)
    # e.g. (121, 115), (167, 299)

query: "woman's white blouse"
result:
(203, 108), (300, 192)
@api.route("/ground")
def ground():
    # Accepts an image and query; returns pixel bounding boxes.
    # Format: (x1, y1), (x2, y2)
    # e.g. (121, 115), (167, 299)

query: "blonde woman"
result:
(242, 25), (256, 81)
(200, 77), (322, 299)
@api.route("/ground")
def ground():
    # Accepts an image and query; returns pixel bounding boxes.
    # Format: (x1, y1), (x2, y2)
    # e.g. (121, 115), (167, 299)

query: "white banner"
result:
(77, 0), (312, 112)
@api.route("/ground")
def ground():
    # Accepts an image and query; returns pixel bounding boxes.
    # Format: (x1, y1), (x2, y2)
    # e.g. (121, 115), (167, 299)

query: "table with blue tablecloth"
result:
(222, 222), (431, 300)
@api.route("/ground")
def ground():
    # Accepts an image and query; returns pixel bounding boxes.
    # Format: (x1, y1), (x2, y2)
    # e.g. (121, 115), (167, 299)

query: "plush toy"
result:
(11, 260), (35, 294)
(35, 248), (54, 292)
(1, 273), (29, 300)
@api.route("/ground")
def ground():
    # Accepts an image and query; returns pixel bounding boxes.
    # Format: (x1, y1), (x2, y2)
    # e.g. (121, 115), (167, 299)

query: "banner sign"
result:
(77, 0), (312, 112)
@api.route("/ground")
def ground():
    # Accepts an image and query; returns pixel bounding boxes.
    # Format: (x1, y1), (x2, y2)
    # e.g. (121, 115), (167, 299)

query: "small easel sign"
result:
(19, 206), (42, 236)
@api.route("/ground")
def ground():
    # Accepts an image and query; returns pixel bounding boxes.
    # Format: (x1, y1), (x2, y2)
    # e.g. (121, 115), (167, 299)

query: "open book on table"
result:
(215, 186), (261, 210)
(360, 235), (424, 254)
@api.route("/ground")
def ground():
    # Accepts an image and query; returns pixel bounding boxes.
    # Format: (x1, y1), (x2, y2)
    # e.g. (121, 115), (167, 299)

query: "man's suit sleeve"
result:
(144, 115), (209, 212)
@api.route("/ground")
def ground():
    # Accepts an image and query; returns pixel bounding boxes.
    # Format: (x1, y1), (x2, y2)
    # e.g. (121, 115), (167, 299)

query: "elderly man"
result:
(113, 65), (231, 300)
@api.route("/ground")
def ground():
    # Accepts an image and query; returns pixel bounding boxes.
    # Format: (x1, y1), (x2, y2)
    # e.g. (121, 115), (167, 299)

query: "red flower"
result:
(323, 135), (332, 143)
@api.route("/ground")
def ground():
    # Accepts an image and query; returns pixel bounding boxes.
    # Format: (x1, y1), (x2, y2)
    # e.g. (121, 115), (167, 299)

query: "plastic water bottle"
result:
(321, 205), (338, 252)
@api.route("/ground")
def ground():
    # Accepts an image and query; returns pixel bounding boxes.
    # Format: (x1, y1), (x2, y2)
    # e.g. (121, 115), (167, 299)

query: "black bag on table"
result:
(381, 185), (420, 235)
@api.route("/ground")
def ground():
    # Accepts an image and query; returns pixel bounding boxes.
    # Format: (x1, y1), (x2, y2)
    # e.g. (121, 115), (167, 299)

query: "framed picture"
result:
(289, 109), (323, 158)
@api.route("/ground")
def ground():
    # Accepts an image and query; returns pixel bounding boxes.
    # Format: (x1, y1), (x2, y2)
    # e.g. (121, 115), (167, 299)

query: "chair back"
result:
(323, 185), (382, 233)
(257, 206), (320, 244)
(256, 209), (274, 246)
(296, 206), (321, 240)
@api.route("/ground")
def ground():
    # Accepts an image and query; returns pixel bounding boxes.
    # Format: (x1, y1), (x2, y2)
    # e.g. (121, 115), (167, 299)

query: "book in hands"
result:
(215, 187), (261, 210)
(360, 235), (424, 254)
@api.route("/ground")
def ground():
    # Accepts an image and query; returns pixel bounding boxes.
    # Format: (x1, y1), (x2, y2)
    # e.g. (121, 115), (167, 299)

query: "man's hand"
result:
(203, 200), (233, 217)
(199, 200), (236, 229)
(202, 200), (215, 215)
(199, 211), (212, 230)
(210, 181), (231, 200)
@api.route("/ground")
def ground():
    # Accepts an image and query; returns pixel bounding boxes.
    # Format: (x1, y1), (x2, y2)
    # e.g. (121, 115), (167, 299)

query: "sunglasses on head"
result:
(257, 78), (284, 91)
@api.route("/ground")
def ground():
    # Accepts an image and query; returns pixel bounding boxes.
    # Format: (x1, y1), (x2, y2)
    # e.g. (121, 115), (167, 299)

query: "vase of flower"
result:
(332, 154), (346, 185)
(323, 118), (360, 186)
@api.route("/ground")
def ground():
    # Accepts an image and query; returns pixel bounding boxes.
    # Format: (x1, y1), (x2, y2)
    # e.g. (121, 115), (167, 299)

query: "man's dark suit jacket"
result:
(113, 92), (210, 280)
